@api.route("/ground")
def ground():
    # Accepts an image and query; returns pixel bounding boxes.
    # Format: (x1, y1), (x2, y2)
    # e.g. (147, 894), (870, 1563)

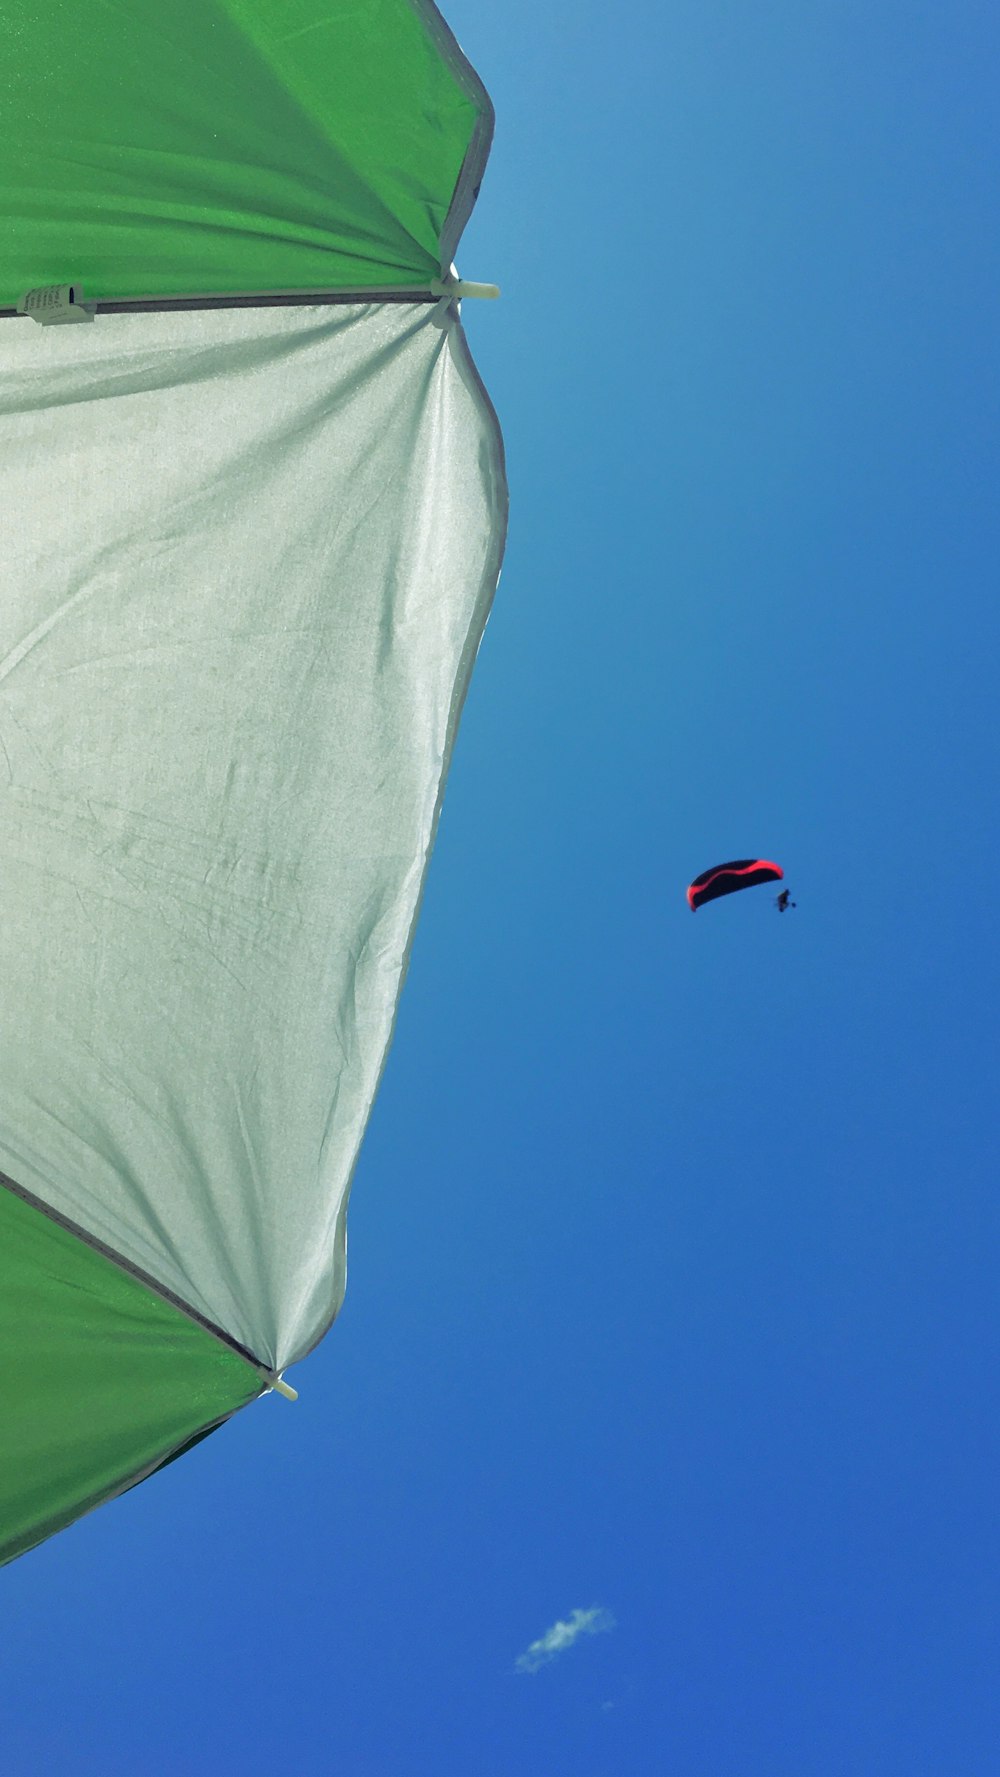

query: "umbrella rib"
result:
(0, 287), (440, 320)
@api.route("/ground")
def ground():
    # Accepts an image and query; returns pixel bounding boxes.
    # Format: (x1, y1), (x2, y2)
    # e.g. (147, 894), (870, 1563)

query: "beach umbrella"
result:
(0, 0), (505, 1564)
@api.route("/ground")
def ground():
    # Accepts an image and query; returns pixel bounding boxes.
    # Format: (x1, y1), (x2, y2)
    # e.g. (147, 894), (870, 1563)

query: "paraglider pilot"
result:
(775, 889), (796, 912)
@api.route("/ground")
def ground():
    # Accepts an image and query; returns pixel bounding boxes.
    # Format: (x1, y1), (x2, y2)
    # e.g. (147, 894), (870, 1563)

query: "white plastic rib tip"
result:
(17, 284), (94, 325)
(430, 275), (500, 301)
(268, 1375), (298, 1401)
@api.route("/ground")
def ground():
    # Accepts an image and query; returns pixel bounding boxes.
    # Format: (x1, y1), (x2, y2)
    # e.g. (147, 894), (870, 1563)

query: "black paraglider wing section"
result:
(687, 859), (783, 909)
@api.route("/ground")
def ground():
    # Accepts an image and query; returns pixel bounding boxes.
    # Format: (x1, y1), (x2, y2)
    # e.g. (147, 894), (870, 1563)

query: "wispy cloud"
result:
(515, 1606), (615, 1674)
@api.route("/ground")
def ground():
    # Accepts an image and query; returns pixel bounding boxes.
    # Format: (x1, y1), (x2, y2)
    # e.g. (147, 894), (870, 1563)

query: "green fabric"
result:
(0, 1182), (262, 1566)
(0, 0), (483, 307)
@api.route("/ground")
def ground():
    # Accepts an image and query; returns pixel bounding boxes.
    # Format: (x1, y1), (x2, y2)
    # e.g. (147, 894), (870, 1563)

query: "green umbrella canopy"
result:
(0, 0), (492, 305)
(0, 0), (504, 1564)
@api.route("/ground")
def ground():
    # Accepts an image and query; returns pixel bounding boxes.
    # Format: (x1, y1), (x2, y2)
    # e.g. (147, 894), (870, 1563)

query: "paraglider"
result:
(687, 859), (783, 911)
(775, 889), (796, 912)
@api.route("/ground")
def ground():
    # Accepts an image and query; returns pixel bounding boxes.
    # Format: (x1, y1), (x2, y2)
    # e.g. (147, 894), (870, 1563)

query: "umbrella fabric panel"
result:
(0, 300), (505, 1372)
(0, 0), (488, 307)
(0, 1176), (262, 1568)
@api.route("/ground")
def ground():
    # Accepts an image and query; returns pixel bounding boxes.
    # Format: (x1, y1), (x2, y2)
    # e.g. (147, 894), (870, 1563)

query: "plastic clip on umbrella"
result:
(0, 0), (506, 1565)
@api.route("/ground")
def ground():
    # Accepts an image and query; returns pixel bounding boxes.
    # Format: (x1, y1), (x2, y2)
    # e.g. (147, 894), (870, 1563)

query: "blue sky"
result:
(5, 1), (1000, 1771)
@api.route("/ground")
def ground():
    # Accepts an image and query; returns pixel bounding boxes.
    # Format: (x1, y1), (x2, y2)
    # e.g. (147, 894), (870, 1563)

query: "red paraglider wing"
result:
(687, 859), (783, 910)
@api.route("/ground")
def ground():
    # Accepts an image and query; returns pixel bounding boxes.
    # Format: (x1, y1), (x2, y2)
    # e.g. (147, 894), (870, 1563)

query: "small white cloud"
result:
(515, 1605), (615, 1674)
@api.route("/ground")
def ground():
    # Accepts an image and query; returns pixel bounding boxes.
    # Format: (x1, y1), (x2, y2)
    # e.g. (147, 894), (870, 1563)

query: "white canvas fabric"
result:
(0, 300), (505, 1370)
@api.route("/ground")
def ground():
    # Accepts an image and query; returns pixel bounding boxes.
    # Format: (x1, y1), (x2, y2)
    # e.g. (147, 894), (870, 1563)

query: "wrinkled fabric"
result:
(0, 0), (489, 304)
(0, 300), (505, 1369)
